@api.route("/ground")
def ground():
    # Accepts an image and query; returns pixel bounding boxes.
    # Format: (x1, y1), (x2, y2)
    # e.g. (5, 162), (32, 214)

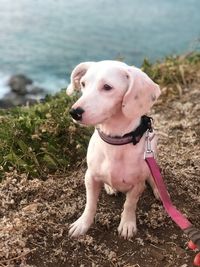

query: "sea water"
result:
(0, 0), (200, 97)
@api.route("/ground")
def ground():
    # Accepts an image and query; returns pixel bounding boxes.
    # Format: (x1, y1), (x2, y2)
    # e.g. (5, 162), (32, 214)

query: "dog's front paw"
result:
(118, 219), (137, 239)
(69, 215), (93, 238)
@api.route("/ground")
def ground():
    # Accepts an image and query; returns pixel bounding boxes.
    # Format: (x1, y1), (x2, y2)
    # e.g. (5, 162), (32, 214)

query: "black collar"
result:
(97, 115), (153, 146)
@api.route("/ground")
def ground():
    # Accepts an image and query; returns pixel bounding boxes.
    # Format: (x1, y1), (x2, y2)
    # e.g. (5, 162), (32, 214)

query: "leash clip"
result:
(144, 130), (154, 159)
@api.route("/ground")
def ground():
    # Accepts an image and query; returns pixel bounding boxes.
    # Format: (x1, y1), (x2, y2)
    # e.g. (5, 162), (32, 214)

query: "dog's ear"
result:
(122, 67), (161, 119)
(67, 62), (94, 95)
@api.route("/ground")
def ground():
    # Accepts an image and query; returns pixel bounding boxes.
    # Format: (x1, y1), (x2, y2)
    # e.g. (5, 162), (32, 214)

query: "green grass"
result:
(0, 91), (92, 179)
(0, 52), (200, 180)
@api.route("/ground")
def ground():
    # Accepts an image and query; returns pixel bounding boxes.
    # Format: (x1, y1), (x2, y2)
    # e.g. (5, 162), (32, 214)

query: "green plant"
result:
(0, 90), (92, 178)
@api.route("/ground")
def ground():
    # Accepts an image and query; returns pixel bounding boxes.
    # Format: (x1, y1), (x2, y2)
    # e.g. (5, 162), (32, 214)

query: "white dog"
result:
(67, 60), (161, 239)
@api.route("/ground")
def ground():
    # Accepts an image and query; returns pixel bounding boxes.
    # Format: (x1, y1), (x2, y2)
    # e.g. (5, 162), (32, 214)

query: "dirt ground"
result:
(0, 81), (200, 267)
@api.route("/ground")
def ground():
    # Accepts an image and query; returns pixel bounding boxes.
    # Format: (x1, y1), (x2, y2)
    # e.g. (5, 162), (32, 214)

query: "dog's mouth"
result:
(72, 119), (88, 128)
(75, 114), (110, 126)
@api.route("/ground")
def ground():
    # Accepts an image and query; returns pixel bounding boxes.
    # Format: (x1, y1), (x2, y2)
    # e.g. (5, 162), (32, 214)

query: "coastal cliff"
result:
(1, 53), (200, 178)
(0, 53), (200, 267)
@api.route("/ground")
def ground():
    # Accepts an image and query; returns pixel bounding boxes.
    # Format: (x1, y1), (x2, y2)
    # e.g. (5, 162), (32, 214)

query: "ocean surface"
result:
(0, 0), (200, 98)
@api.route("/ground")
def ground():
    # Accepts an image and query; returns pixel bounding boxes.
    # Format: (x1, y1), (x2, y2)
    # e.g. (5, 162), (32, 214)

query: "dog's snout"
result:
(69, 107), (85, 121)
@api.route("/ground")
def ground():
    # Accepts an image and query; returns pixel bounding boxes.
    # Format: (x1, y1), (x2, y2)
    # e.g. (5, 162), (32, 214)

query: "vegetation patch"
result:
(0, 92), (92, 179)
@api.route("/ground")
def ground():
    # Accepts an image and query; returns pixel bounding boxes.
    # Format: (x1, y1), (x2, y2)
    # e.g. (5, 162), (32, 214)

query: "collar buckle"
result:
(144, 129), (155, 159)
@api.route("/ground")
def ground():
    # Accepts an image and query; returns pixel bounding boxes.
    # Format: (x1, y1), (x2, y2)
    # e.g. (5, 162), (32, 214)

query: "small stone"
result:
(22, 203), (38, 213)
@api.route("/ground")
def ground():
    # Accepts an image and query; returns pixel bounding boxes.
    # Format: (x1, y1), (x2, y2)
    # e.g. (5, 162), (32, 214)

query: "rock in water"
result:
(0, 92), (37, 108)
(8, 74), (33, 95)
(28, 85), (45, 95)
(0, 74), (46, 108)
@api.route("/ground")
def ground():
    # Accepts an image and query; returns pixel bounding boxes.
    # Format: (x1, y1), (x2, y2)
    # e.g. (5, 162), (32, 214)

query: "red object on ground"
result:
(194, 253), (200, 266)
(188, 240), (198, 250)
(145, 157), (192, 230)
(145, 156), (200, 266)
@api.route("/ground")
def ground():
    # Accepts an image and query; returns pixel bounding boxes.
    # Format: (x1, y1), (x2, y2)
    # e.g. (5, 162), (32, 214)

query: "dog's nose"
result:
(69, 107), (85, 121)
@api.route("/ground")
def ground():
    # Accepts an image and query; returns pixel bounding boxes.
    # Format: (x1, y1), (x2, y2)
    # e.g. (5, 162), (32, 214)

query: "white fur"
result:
(67, 60), (161, 239)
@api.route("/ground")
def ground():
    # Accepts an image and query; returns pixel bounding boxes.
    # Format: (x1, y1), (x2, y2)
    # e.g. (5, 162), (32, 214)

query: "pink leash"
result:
(145, 156), (193, 230)
(144, 131), (200, 256)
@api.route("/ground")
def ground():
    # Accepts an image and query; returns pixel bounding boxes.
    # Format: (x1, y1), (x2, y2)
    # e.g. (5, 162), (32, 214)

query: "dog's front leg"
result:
(118, 181), (145, 239)
(69, 169), (102, 237)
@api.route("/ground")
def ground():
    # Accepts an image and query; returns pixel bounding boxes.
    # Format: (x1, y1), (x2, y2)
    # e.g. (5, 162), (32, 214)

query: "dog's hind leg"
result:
(147, 175), (160, 200)
(104, 184), (117, 195)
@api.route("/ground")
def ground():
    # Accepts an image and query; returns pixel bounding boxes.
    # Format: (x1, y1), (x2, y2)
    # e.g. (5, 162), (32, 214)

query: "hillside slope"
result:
(0, 53), (200, 267)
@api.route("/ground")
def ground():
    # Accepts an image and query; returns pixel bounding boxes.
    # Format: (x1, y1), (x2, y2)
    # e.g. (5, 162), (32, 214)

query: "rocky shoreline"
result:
(0, 74), (46, 108)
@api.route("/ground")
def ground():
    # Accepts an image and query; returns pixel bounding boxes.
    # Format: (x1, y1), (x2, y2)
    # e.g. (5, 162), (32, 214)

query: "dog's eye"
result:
(103, 84), (113, 91)
(81, 81), (85, 88)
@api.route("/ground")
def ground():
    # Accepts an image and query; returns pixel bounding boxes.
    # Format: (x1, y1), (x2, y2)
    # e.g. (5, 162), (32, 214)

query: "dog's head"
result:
(67, 60), (160, 125)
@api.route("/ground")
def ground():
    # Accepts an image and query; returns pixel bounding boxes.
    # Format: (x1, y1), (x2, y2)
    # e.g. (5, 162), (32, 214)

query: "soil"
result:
(0, 81), (200, 267)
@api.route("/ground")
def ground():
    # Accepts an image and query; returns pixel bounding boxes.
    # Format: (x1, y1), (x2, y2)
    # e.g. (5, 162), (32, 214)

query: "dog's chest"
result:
(104, 151), (147, 188)
(87, 136), (149, 191)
